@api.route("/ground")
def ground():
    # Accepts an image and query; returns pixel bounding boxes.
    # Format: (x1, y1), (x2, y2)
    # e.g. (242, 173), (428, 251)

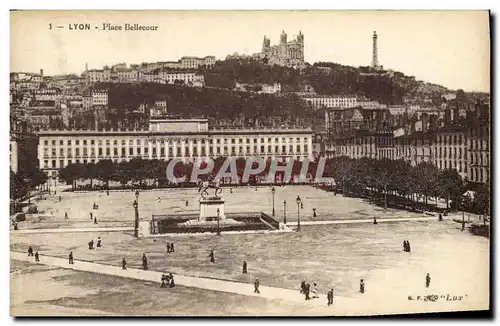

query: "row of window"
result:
(469, 167), (488, 183)
(42, 152), (309, 170)
(437, 160), (467, 173)
(43, 144), (309, 158)
(42, 137), (310, 147)
(469, 153), (489, 166)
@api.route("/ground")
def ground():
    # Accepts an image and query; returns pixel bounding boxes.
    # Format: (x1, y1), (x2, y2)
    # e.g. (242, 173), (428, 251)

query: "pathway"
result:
(12, 216), (441, 235)
(12, 227), (134, 234)
(11, 251), (327, 305)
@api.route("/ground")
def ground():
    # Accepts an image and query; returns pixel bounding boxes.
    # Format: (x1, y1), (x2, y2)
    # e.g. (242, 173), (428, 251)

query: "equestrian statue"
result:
(198, 175), (223, 198)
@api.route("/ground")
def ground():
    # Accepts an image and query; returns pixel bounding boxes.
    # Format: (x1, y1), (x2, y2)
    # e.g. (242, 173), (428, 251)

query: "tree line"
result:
(55, 156), (489, 216)
(325, 156), (490, 215)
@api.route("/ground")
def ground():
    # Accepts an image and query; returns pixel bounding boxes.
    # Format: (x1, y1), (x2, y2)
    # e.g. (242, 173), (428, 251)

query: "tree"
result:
(473, 185), (490, 216)
(84, 163), (98, 189)
(59, 163), (85, 190)
(439, 169), (464, 209)
(95, 160), (115, 189)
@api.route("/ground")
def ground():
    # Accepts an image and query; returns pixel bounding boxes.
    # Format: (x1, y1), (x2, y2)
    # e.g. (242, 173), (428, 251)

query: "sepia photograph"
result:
(9, 10), (491, 317)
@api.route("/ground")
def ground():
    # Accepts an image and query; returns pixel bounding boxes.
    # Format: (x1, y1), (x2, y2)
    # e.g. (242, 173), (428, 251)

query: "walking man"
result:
(142, 253), (148, 270)
(300, 280), (306, 294)
(403, 240), (407, 252)
(35, 251), (40, 262)
(64, 211), (68, 219)
(167, 242), (171, 253)
(373, 217), (378, 225)
(407, 241), (411, 253)
(68, 251), (74, 264)
(88, 239), (94, 250)
(313, 208), (317, 218)
(242, 261), (247, 274)
(304, 282), (311, 300)
(171, 242), (175, 253)
(97, 237), (102, 248)
(426, 273), (431, 288)
(90, 212), (93, 220)
(94, 217), (98, 225)
(28, 246), (34, 256)
(327, 288), (334, 306)
(122, 258), (127, 270)
(209, 250), (215, 263)
(254, 278), (260, 294)
(360, 279), (365, 294)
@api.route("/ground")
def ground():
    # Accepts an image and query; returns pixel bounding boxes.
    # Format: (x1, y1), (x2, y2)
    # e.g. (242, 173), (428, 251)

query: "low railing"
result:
(260, 212), (280, 230)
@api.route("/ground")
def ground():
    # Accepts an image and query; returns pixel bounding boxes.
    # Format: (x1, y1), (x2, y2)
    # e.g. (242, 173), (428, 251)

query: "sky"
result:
(10, 10), (490, 92)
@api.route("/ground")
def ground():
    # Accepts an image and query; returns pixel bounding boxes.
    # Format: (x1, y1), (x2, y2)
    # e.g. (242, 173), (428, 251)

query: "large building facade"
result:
(260, 31), (304, 67)
(37, 119), (313, 178)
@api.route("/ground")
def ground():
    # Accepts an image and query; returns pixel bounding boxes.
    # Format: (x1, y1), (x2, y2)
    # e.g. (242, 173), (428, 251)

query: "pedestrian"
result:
(373, 217), (378, 225)
(28, 246), (34, 256)
(157, 197), (161, 203)
(313, 208), (317, 218)
(90, 212), (93, 220)
(406, 241), (411, 253)
(403, 240), (407, 252)
(209, 250), (215, 263)
(300, 280), (306, 294)
(13, 222), (18, 230)
(88, 240), (94, 250)
(171, 242), (175, 252)
(69, 251), (74, 264)
(35, 251), (39, 262)
(254, 278), (260, 294)
(167, 242), (170, 253)
(301, 202), (304, 209)
(438, 213), (443, 221)
(94, 217), (98, 224)
(185, 200), (188, 206)
(327, 288), (334, 306)
(122, 258), (127, 270)
(96, 237), (102, 248)
(160, 274), (167, 288)
(107, 190), (109, 196)
(169, 273), (175, 288)
(59, 196), (62, 202)
(242, 261), (247, 274)
(360, 279), (365, 293)
(311, 283), (319, 299)
(64, 211), (68, 219)
(304, 282), (311, 300)
(426, 273), (431, 288)
(142, 253), (148, 270)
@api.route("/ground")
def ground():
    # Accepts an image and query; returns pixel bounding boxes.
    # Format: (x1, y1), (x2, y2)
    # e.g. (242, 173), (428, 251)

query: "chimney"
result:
(40, 69), (44, 76)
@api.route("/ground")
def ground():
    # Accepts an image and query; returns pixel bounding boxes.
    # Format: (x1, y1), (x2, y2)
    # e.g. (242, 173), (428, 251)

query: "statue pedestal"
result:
(199, 197), (225, 222)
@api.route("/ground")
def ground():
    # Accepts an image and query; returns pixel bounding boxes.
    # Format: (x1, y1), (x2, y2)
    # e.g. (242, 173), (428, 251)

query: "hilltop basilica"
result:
(260, 31), (305, 68)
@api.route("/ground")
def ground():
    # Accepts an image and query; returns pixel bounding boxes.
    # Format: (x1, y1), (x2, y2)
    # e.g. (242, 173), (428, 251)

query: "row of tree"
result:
(55, 156), (489, 216)
(57, 157), (318, 190)
(325, 156), (490, 215)
(10, 168), (48, 202)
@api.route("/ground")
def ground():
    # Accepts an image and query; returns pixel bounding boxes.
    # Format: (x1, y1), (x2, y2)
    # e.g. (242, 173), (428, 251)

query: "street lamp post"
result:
(271, 186), (276, 217)
(216, 208), (221, 236)
(283, 200), (287, 224)
(296, 195), (301, 232)
(134, 191), (140, 238)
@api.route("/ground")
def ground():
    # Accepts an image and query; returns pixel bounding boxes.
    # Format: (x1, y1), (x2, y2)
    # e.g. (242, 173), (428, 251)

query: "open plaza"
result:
(10, 185), (490, 316)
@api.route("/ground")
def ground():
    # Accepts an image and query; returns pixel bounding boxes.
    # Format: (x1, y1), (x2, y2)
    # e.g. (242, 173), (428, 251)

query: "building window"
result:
(121, 148), (126, 157)
(106, 148), (110, 156)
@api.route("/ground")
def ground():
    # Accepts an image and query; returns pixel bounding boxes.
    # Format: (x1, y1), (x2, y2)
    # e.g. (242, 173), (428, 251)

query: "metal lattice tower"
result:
(372, 31), (379, 69)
